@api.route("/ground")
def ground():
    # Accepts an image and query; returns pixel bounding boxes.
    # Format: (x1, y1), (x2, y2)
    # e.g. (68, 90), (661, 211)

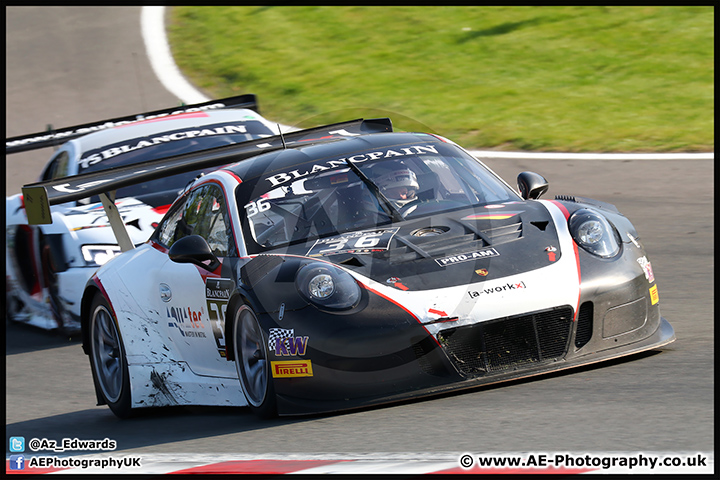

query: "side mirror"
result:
(168, 235), (220, 271)
(517, 171), (549, 200)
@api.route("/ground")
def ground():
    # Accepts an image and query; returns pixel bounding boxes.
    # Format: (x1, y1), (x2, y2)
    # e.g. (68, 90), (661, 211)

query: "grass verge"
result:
(168, 6), (713, 152)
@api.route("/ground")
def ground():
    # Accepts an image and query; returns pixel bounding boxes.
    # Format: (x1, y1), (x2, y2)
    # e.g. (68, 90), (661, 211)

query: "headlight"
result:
(308, 273), (335, 299)
(295, 262), (361, 310)
(568, 209), (620, 258)
(81, 245), (122, 266)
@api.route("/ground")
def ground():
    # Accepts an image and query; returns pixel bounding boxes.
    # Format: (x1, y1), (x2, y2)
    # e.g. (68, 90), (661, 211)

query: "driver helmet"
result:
(375, 165), (419, 206)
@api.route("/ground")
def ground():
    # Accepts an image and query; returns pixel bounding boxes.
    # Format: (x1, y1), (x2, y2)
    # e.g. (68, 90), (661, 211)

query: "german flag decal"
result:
(461, 212), (521, 221)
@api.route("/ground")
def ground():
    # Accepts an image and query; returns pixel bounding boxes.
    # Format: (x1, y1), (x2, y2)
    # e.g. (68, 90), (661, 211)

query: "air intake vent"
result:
(437, 306), (574, 378)
(480, 220), (522, 243)
(575, 302), (593, 348)
(390, 219), (522, 263)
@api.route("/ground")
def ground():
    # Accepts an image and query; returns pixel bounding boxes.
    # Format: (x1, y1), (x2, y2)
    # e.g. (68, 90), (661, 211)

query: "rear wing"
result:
(6, 94), (258, 155)
(22, 117), (393, 250)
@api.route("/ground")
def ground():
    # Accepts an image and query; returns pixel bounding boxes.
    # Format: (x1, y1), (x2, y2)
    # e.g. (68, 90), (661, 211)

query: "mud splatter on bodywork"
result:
(149, 369), (179, 406)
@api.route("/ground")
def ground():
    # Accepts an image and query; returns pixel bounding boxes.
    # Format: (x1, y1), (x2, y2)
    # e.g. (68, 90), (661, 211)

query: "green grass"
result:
(167, 6), (713, 152)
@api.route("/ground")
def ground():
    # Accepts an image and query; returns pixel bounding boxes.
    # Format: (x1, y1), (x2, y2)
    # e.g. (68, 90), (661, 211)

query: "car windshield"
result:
(237, 140), (520, 252)
(78, 120), (275, 205)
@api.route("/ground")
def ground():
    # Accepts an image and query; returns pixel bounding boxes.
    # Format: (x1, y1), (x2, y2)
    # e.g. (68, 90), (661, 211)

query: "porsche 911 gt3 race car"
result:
(21, 115), (675, 418)
(6, 95), (280, 333)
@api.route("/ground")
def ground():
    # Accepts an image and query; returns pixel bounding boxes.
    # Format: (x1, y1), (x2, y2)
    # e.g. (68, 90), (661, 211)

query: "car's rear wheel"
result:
(89, 293), (133, 418)
(233, 304), (277, 418)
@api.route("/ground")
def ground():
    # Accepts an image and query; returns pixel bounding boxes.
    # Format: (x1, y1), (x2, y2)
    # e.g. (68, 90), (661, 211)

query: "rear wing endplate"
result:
(22, 117), (393, 250)
(6, 94), (258, 155)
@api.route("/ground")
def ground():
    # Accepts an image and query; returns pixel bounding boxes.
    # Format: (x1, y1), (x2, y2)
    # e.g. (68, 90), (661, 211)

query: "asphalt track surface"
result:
(5, 6), (714, 463)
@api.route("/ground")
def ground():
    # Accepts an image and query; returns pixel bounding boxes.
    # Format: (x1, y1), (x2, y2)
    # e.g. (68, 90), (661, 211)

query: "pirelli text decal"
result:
(271, 360), (313, 378)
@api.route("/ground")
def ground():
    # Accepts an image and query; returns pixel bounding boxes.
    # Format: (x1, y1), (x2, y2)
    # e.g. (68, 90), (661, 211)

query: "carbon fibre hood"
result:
(297, 201), (563, 291)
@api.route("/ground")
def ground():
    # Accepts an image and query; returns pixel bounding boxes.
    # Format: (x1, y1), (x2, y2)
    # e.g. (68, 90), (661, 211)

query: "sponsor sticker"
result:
(307, 227), (399, 257)
(637, 256), (655, 283)
(78, 123), (254, 169)
(268, 328), (294, 349)
(206, 278), (234, 300)
(435, 248), (499, 267)
(167, 306), (206, 338)
(268, 328), (309, 356)
(649, 285), (659, 305)
(205, 278), (234, 358)
(264, 145), (440, 187)
(468, 281), (527, 298)
(271, 360), (313, 378)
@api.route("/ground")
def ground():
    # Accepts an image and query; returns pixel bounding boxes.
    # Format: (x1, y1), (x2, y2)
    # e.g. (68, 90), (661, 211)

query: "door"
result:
(153, 182), (238, 377)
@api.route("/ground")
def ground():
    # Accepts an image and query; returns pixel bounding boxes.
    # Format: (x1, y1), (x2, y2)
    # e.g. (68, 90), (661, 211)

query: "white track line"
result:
(140, 6), (712, 161)
(141, 6), (210, 104)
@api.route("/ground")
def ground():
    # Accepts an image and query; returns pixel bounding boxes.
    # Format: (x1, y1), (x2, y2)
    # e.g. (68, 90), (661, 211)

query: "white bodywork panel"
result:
(95, 244), (247, 408)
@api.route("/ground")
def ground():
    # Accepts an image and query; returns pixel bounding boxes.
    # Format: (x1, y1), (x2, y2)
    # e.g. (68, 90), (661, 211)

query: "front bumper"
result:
(275, 315), (675, 416)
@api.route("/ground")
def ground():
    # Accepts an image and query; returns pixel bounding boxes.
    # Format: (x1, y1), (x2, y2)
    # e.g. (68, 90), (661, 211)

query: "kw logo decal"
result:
(268, 328), (309, 356)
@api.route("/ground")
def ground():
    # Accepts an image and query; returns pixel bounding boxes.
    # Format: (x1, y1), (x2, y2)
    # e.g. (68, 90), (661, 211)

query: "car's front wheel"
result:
(89, 293), (133, 418)
(232, 304), (277, 418)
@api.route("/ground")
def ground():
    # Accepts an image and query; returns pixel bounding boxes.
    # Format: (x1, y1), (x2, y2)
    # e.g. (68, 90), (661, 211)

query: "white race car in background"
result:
(6, 95), (280, 333)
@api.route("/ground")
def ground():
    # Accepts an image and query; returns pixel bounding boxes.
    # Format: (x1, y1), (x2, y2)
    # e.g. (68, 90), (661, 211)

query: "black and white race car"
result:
(21, 115), (675, 418)
(6, 95), (280, 332)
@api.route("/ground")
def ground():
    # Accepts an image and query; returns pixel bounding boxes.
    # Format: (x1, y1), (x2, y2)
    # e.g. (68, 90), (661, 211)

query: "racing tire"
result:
(232, 304), (277, 418)
(88, 293), (133, 418)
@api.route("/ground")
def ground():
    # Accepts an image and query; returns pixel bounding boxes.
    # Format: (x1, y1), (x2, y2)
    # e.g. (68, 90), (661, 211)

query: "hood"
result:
(287, 200), (565, 291)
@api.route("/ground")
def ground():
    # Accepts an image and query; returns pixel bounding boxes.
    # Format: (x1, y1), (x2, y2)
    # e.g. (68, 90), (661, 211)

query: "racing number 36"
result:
(319, 234), (382, 255)
(244, 199), (271, 217)
(307, 228), (399, 257)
